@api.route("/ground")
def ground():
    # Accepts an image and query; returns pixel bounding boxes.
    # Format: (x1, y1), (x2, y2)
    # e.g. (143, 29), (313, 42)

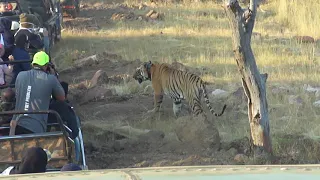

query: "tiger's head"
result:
(133, 61), (152, 84)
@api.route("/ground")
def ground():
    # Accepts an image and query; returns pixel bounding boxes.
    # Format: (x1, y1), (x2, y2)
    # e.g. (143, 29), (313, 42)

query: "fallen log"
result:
(88, 70), (109, 88)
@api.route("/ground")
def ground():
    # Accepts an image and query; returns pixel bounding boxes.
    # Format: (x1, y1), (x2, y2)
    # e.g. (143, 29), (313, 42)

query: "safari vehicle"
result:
(60, 0), (79, 18)
(19, 0), (63, 52)
(0, 61), (87, 172)
(0, 110), (87, 172)
(0, 0), (62, 56)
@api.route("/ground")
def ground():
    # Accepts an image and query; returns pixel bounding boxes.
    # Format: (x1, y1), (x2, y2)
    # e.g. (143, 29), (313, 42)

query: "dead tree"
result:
(223, 0), (272, 155)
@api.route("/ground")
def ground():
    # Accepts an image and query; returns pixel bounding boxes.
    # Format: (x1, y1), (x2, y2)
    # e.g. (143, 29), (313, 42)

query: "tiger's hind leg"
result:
(188, 98), (204, 117)
(173, 99), (182, 117)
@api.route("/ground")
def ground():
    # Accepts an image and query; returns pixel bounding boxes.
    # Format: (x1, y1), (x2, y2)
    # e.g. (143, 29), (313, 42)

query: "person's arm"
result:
(3, 65), (11, 75)
(9, 73), (21, 136)
(50, 75), (65, 101)
(4, 55), (14, 75)
(3, 64), (13, 75)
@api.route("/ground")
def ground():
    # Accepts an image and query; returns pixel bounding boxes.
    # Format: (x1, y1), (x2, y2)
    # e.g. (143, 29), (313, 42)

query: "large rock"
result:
(80, 86), (113, 105)
(211, 89), (228, 97)
(313, 100), (320, 107)
(89, 70), (109, 88)
(174, 115), (221, 151)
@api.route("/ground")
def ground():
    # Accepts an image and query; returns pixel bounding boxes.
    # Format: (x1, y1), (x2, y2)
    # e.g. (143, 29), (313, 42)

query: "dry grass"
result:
(53, 0), (320, 160)
(276, 0), (320, 38)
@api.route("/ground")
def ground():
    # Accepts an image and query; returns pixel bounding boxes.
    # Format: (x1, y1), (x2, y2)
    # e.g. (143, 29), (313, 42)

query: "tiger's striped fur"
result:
(133, 61), (227, 117)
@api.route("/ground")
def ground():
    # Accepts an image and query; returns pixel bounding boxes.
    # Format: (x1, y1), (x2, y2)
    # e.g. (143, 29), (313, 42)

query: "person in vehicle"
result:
(0, 2), (9, 13)
(9, 51), (65, 136)
(17, 147), (48, 174)
(48, 81), (79, 139)
(0, 17), (15, 62)
(0, 88), (15, 128)
(0, 44), (13, 85)
(10, 13), (48, 85)
(1, 147), (48, 175)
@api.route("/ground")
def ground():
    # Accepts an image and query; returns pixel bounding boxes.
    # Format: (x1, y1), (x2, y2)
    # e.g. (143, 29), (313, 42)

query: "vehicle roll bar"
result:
(0, 60), (32, 65)
(0, 110), (69, 138)
(0, 59), (59, 89)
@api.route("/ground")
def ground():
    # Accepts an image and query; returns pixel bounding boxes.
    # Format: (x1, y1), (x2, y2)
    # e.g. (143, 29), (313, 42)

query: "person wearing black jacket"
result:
(0, 17), (14, 62)
(48, 81), (79, 139)
(10, 13), (48, 85)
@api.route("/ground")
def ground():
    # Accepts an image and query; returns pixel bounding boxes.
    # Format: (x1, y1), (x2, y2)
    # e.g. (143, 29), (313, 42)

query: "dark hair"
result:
(1, 88), (15, 102)
(16, 147), (48, 174)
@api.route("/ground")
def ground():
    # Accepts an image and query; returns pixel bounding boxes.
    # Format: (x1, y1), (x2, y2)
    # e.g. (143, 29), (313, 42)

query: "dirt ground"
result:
(58, 50), (241, 169)
(56, 1), (320, 170)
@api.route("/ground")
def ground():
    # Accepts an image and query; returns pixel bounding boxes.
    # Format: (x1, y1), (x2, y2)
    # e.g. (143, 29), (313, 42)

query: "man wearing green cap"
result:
(9, 51), (65, 135)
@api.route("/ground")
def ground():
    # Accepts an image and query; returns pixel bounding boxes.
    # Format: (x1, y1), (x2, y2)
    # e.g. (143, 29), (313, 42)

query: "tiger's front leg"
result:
(147, 93), (164, 113)
(172, 99), (182, 117)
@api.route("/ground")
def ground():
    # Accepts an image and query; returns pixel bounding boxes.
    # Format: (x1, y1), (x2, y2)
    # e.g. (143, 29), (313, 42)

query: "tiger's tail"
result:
(201, 82), (227, 117)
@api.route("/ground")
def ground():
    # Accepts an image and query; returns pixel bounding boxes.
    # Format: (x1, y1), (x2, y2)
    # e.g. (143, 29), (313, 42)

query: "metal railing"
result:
(0, 110), (69, 138)
(0, 60), (32, 89)
(0, 59), (59, 89)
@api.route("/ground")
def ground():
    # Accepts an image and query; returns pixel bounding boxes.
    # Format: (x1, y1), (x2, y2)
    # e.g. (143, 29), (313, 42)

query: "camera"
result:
(46, 62), (59, 77)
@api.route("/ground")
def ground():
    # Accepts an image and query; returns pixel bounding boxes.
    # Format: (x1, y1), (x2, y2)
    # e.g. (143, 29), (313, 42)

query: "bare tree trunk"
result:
(223, 0), (272, 155)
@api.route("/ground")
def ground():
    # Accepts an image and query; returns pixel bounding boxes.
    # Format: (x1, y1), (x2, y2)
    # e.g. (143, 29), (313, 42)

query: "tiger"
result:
(133, 61), (227, 118)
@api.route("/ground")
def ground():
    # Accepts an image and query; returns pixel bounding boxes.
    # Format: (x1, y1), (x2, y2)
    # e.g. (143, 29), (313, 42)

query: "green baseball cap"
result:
(32, 51), (49, 66)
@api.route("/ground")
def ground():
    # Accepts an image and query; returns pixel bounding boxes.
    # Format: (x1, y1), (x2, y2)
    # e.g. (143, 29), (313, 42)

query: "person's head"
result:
(17, 147), (48, 174)
(0, 3), (8, 13)
(0, 44), (5, 57)
(0, 88), (15, 111)
(60, 163), (82, 172)
(32, 51), (50, 71)
(1, 88), (15, 102)
(19, 13), (39, 29)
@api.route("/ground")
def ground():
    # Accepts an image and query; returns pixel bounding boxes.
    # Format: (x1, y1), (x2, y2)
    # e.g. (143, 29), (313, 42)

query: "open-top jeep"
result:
(0, 110), (87, 172)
